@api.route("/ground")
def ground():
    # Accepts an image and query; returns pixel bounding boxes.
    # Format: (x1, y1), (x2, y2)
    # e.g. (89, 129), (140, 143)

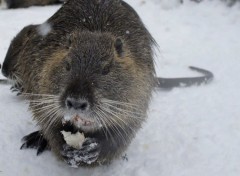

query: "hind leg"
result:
(1, 64), (23, 95)
(10, 81), (23, 96)
(20, 131), (49, 155)
(2, 25), (38, 95)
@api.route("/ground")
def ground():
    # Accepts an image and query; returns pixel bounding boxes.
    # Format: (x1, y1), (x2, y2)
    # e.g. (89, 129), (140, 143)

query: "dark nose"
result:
(66, 97), (89, 111)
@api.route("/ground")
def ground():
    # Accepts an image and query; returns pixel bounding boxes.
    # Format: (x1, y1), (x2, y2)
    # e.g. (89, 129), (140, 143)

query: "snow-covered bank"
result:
(0, 0), (240, 175)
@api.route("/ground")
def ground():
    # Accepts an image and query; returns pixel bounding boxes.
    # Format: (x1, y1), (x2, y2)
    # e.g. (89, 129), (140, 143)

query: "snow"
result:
(37, 22), (52, 36)
(152, 0), (182, 9)
(0, 0), (240, 175)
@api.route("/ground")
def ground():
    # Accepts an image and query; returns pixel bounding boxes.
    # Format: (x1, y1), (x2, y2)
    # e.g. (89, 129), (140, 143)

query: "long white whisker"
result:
(98, 107), (128, 145)
(44, 106), (62, 133)
(22, 93), (58, 96)
(46, 107), (63, 134)
(89, 109), (108, 140)
(32, 104), (59, 113)
(36, 105), (60, 125)
(101, 99), (139, 108)
(102, 102), (144, 118)
(100, 105), (134, 130)
(95, 107), (116, 143)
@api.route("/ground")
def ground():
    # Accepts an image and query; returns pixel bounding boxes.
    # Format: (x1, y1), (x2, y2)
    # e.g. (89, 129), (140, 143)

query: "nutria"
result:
(1, 0), (64, 8)
(1, 0), (213, 167)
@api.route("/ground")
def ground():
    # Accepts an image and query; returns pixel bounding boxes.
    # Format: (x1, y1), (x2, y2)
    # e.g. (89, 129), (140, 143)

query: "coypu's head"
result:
(38, 31), (154, 134)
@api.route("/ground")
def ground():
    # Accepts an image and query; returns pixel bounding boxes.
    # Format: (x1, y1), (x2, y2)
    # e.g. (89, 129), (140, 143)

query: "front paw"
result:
(20, 131), (48, 155)
(61, 138), (101, 167)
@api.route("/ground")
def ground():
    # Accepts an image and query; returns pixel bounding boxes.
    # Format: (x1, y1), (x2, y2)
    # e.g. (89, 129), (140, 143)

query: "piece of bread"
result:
(61, 131), (85, 149)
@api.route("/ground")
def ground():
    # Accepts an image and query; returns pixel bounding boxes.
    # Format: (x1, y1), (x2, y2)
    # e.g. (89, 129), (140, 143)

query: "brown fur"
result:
(2, 0), (156, 166)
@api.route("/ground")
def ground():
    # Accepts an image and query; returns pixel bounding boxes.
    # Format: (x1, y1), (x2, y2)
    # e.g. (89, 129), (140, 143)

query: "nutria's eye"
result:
(67, 35), (72, 48)
(66, 62), (71, 71)
(102, 65), (110, 75)
(115, 38), (124, 57)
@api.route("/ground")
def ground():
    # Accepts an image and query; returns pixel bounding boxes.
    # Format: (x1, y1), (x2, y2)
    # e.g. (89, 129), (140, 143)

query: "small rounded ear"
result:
(114, 38), (124, 57)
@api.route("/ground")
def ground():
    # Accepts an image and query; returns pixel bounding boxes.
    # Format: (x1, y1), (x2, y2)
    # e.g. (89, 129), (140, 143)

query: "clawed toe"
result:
(10, 83), (23, 96)
(20, 131), (49, 155)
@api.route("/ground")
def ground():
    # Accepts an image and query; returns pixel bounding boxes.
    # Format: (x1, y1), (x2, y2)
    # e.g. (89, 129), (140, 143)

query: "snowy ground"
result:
(0, 0), (240, 176)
